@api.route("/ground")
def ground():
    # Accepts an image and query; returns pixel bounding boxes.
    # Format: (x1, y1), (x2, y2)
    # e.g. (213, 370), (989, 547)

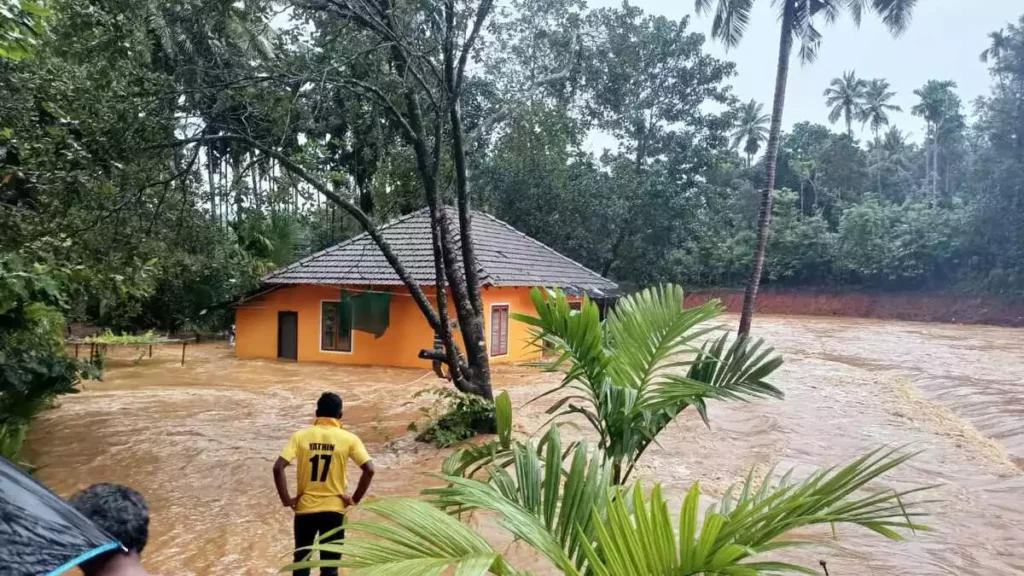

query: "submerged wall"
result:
(683, 289), (1024, 327)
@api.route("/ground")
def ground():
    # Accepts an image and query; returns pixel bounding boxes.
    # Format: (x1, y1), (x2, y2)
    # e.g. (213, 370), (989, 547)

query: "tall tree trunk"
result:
(874, 127), (882, 195)
(922, 128), (931, 195)
(738, 4), (794, 337)
(207, 146), (217, 221)
(932, 135), (940, 204)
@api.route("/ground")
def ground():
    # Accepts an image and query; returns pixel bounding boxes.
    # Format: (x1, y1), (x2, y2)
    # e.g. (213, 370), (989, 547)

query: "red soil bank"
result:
(683, 289), (1024, 328)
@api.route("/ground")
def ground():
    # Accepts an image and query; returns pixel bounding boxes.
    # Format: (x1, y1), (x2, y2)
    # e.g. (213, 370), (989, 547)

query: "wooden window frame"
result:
(319, 300), (354, 354)
(490, 303), (510, 358)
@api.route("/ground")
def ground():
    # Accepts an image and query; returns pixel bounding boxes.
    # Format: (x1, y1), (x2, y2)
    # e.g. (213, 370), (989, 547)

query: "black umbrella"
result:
(0, 457), (122, 576)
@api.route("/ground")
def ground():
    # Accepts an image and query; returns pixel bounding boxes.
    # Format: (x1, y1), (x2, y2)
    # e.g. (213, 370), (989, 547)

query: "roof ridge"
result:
(262, 208), (429, 282)
(473, 210), (613, 286)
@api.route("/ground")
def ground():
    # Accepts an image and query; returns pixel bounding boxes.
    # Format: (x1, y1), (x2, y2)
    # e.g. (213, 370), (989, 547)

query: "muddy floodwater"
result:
(25, 315), (1024, 575)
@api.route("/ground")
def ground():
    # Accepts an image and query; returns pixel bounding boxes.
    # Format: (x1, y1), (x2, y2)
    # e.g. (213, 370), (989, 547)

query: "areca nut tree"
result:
(514, 285), (784, 484)
(979, 28), (1009, 63)
(732, 100), (771, 166)
(861, 78), (902, 193)
(911, 79), (957, 203)
(441, 285), (783, 485)
(695, 0), (918, 337)
(824, 70), (867, 137)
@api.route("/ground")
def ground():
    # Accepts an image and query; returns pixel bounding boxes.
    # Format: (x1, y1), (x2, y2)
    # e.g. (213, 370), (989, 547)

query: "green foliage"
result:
(0, 0), (49, 61)
(0, 251), (95, 461)
(515, 286), (783, 483)
(82, 329), (159, 345)
(411, 387), (497, 448)
(291, 423), (933, 575)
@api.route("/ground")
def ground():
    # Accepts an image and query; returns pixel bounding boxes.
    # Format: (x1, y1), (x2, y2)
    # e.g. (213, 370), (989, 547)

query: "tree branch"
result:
(453, 0), (494, 97)
(465, 31), (577, 146)
(168, 133), (443, 333)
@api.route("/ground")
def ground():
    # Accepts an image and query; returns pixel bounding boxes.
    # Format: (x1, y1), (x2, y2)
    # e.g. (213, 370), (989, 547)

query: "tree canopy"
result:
(1, 2), (1022, 336)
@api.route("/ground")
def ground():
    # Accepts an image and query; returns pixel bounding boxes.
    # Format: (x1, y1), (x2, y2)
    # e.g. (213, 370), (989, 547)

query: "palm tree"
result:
(518, 286), (783, 483)
(911, 80), (957, 204)
(824, 70), (867, 137)
(979, 28), (1009, 63)
(445, 287), (785, 484)
(731, 100), (771, 167)
(869, 127), (913, 202)
(694, 0), (918, 337)
(861, 79), (902, 193)
(288, 295), (933, 575)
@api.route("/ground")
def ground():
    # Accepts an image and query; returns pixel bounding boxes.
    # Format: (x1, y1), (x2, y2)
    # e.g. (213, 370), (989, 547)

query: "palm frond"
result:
(869, 0), (917, 36)
(576, 448), (932, 575)
(701, 0), (755, 49)
(430, 427), (613, 571)
(645, 333), (784, 419)
(604, 285), (723, 391)
(846, 0), (867, 26)
(282, 498), (518, 576)
(796, 21), (822, 64)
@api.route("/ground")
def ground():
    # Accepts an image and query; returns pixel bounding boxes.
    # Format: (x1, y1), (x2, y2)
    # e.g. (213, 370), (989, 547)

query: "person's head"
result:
(69, 483), (149, 556)
(316, 392), (343, 419)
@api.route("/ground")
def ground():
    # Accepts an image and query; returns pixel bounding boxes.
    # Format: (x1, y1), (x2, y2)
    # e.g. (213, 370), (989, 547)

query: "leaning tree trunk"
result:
(738, 4), (794, 337)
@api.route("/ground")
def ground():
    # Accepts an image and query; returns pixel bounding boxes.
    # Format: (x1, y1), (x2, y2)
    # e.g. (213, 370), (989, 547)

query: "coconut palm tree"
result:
(731, 100), (771, 167)
(694, 0), (918, 337)
(861, 79), (902, 193)
(824, 70), (867, 138)
(869, 127), (913, 202)
(979, 28), (1009, 63)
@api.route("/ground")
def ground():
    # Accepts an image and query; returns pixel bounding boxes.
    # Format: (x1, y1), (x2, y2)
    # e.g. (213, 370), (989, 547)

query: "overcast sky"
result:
(585, 0), (1021, 148)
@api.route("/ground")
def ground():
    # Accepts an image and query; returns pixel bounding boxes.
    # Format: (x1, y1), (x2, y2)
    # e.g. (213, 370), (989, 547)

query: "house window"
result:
(490, 305), (509, 357)
(321, 301), (353, 352)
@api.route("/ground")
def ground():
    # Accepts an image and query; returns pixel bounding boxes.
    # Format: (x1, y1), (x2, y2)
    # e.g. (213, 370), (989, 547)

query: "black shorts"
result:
(292, 511), (345, 576)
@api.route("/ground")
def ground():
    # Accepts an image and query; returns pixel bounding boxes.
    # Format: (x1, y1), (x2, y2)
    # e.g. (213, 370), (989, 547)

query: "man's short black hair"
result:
(316, 392), (343, 418)
(69, 483), (149, 554)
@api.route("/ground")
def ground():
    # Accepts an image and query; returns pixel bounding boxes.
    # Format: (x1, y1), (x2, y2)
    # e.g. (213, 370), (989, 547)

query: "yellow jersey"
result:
(280, 417), (370, 515)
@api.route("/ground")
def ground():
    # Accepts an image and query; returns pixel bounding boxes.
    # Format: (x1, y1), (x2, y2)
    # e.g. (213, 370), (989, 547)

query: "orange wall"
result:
(235, 284), (543, 368)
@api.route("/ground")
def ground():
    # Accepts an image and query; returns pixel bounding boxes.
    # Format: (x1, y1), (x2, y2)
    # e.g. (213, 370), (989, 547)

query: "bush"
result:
(0, 253), (97, 462)
(410, 387), (495, 448)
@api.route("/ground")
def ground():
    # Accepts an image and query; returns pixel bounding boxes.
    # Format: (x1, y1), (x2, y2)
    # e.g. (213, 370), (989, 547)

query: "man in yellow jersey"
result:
(273, 392), (375, 576)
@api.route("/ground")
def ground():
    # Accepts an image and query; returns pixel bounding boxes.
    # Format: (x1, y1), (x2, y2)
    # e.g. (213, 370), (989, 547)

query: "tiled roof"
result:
(263, 208), (620, 297)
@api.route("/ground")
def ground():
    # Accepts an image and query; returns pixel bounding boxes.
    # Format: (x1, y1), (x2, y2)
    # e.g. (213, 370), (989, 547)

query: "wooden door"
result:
(277, 311), (298, 361)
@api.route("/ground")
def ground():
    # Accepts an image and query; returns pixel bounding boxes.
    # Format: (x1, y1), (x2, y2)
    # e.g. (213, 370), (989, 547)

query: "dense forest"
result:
(2, 1), (1022, 335)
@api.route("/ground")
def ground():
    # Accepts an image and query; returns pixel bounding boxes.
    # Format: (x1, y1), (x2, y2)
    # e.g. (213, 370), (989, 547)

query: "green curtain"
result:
(340, 290), (392, 338)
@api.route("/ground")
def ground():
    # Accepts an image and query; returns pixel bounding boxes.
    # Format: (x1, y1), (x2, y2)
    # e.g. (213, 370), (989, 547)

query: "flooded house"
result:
(234, 208), (619, 368)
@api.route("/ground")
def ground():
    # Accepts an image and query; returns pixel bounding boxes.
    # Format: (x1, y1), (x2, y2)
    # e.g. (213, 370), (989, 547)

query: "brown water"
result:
(25, 315), (1024, 575)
